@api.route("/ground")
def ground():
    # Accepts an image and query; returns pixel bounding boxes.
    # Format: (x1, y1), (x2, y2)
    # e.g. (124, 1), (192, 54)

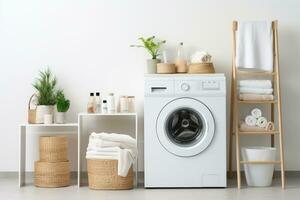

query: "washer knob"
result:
(181, 83), (190, 91)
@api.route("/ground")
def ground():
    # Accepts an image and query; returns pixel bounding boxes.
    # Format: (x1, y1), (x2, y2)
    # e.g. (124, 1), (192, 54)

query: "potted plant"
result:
(33, 68), (57, 123)
(131, 36), (166, 74)
(55, 90), (70, 124)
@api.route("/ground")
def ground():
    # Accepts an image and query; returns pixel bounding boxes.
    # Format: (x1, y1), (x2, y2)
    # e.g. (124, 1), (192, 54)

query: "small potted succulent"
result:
(131, 36), (166, 74)
(55, 90), (70, 124)
(33, 68), (57, 123)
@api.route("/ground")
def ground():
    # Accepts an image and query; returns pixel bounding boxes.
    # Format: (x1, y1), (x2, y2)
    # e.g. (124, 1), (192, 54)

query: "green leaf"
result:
(32, 68), (57, 105)
(131, 36), (165, 59)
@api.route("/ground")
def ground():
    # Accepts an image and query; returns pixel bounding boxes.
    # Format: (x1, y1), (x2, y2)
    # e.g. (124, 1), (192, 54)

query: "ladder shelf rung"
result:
(237, 71), (276, 76)
(240, 160), (281, 164)
(238, 131), (279, 135)
(238, 100), (277, 104)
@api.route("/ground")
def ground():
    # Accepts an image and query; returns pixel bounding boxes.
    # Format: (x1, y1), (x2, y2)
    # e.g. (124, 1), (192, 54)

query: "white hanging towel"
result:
(236, 21), (273, 72)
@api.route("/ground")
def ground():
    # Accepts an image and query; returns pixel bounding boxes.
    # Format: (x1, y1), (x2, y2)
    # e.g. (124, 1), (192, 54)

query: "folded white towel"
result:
(256, 117), (268, 128)
(239, 80), (272, 89)
(239, 87), (273, 95)
(236, 21), (273, 72)
(245, 115), (257, 126)
(89, 132), (136, 149)
(239, 93), (274, 101)
(86, 132), (137, 177)
(251, 108), (262, 118)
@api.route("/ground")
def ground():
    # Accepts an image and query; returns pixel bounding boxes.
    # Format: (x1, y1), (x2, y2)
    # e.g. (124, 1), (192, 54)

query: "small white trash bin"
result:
(241, 147), (276, 187)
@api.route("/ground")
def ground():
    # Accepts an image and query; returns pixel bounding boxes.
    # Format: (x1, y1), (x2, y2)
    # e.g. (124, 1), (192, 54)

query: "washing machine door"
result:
(156, 98), (215, 157)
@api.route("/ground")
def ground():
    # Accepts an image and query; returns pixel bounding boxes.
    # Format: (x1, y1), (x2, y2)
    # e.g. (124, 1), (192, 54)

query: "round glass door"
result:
(156, 98), (215, 157)
(166, 108), (204, 146)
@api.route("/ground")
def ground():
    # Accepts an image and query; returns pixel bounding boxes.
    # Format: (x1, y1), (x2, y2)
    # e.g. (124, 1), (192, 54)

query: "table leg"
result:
(19, 126), (26, 187)
(135, 115), (138, 187)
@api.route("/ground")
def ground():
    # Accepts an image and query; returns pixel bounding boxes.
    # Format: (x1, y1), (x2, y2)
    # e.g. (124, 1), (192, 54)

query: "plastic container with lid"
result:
(95, 92), (101, 113)
(107, 93), (115, 113)
(87, 93), (95, 113)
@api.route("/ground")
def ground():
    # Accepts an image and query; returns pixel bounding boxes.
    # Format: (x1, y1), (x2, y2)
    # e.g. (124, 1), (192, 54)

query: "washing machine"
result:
(144, 74), (226, 188)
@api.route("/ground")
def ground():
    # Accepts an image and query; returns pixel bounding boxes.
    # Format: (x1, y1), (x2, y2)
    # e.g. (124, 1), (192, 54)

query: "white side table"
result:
(19, 123), (78, 187)
(78, 113), (138, 187)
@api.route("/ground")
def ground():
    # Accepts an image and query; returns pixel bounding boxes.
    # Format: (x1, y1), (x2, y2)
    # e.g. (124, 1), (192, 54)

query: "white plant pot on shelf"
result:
(55, 112), (66, 124)
(35, 105), (54, 124)
(242, 147), (276, 187)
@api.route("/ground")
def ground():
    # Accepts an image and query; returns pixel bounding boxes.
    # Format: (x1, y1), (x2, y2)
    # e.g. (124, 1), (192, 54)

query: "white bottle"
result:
(95, 92), (101, 113)
(101, 99), (108, 113)
(107, 93), (115, 113)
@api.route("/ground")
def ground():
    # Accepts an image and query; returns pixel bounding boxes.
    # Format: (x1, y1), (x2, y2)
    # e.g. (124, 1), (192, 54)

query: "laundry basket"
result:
(87, 159), (133, 190)
(242, 147), (276, 187)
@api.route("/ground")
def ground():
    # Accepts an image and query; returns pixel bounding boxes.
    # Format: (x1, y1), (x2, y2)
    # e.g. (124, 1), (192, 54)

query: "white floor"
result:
(1, 176), (300, 200)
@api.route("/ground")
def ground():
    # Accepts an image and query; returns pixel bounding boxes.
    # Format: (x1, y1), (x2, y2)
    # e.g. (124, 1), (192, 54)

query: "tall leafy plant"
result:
(131, 36), (166, 59)
(32, 68), (57, 105)
(56, 90), (70, 112)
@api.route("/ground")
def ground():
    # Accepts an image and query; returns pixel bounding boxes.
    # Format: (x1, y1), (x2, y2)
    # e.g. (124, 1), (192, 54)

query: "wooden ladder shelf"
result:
(228, 21), (285, 189)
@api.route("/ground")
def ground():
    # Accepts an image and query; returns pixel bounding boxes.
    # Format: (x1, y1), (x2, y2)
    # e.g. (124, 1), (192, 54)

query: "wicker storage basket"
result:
(39, 136), (68, 162)
(157, 63), (176, 74)
(188, 62), (215, 74)
(34, 161), (70, 188)
(28, 94), (37, 124)
(87, 159), (133, 190)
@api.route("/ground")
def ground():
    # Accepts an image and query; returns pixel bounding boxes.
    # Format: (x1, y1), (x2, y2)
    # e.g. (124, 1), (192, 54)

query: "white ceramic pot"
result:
(55, 112), (66, 124)
(36, 105), (54, 124)
(146, 59), (160, 74)
(44, 114), (53, 124)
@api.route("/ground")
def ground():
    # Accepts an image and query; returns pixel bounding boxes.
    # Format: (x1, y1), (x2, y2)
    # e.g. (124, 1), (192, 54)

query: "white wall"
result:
(1, 0), (300, 171)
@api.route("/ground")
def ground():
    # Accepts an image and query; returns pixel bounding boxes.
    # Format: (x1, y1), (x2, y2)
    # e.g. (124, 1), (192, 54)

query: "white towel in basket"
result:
(86, 132), (137, 177)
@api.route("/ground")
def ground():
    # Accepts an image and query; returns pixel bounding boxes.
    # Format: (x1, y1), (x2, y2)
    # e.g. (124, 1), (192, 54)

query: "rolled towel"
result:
(265, 121), (275, 131)
(240, 122), (265, 132)
(251, 108), (262, 118)
(239, 80), (272, 89)
(239, 87), (273, 95)
(256, 116), (268, 128)
(239, 93), (274, 101)
(245, 115), (257, 126)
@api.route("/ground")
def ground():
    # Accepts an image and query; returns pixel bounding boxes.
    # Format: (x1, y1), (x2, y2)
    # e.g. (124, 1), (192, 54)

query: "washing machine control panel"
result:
(202, 80), (220, 90)
(174, 78), (225, 96)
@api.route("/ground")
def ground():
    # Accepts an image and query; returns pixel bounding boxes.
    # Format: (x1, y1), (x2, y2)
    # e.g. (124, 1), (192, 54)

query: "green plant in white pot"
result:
(55, 90), (70, 124)
(33, 68), (57, 123)
(131, 36), (166, 74)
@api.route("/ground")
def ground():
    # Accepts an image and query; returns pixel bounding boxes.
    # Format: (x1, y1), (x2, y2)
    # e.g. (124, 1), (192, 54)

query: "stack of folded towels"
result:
(238, 80), (274, 101)
(240, 108), (274, 132)
(86, 132), (137, 177)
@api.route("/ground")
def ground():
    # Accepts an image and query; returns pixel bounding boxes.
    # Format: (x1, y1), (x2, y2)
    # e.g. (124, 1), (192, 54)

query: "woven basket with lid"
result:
(39, 136), (68, 162)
